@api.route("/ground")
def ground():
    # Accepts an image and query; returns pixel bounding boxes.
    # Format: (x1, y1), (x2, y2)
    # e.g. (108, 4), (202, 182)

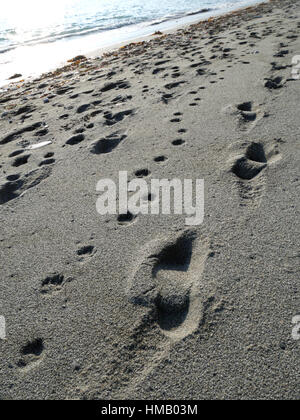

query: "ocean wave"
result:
(0, 18), (144, 52)
(150, 7), (215, 26)
(0, 0), (260, 56)
(186, 8), (213, 16)
(0, 46), (15, 54)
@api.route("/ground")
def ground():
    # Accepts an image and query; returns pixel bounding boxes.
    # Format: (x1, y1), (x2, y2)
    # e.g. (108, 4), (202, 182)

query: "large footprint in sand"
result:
(127, 230), (210, 341)
(229, 139), (282, 207)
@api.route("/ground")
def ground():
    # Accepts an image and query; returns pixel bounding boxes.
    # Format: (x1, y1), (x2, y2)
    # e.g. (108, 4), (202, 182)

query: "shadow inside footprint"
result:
(265, 76), (283, 90)
(12, 154), (30, 167)
(41, 273), (65, 295)
(232, 157), (266, 180)
(172, 139), (185, 146)
(17, 338), (45, 369)
(245, 142), (267, 163)
(237, 102), (252, 112)
(153, 234), (193, 273)
(77, 245), (94, 256)
(76, 245), (95, 261)
(0, 168), (51, 205)
(91, 134), (126, 154)
(236, 102), (258, 125)
(0, 180), (23, 204)
(154, 155), (168, 163)
(9, 149), (24, 158)
(232, 142), (267, 180)
(152, 235), (194, 331)
(135, 169), (151, 178)
(118, 211), (136, 226)
(66, 134), (85, 145)
(21, 338), (44, 357)
(155, 290), (190, 332)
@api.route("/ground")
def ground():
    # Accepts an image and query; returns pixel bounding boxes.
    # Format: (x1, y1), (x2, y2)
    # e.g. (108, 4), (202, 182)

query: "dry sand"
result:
(0, 0), (299, 400)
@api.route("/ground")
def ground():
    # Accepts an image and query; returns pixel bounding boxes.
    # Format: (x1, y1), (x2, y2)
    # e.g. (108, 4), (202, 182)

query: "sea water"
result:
(0, 0), (263, 86)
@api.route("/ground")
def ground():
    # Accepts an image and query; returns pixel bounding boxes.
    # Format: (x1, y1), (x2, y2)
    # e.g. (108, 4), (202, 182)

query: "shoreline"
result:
(86, 0), (266, 58)
(0, 0), (266, 91)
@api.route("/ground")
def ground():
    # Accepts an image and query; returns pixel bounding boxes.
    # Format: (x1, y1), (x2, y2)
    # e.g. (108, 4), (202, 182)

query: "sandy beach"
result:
(0, 0), (299, 400)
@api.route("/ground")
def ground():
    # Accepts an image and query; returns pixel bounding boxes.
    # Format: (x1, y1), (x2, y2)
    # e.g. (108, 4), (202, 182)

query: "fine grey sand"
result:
(0, 0), (299, 400)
